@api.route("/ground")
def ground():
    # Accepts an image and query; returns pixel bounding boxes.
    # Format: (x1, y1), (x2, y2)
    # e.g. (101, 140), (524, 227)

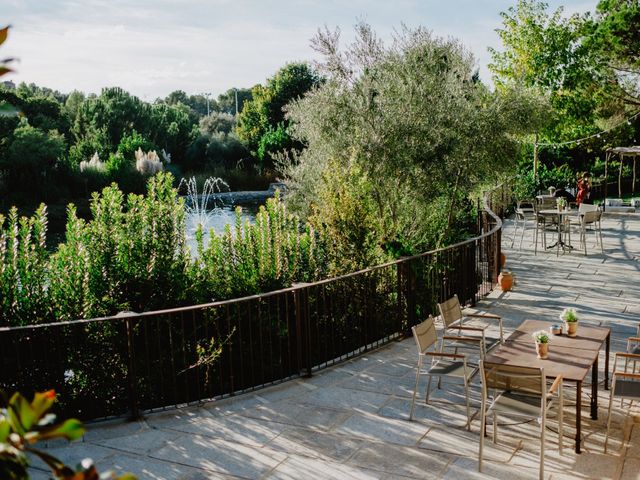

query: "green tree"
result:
(217, 87), (252, 115)
(116, 130), (156, 161)
(489, 0), (600, 140)
(64, 89), (86, 125)
(237, 63), (321, 164)
(285, 23), (545, 268)
(1, 122), (66, 199)
(199, 111), (236, 135)
(586, 0), (640, 107)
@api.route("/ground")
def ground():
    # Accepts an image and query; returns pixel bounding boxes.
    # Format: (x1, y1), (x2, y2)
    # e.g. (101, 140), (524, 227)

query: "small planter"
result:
(565, 321), (578, 337)
(535, 342), (549, 359)
(498, 271), (513, 291)
(559, 308), (579, 337)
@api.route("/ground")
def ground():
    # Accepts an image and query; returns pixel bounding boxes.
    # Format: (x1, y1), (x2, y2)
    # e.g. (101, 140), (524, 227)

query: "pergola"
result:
(604, 146), (640, 202)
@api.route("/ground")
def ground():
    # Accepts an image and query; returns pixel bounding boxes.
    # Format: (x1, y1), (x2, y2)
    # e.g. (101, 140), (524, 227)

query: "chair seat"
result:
(427, 360), (469, 378)
(489, 392), (545, 417)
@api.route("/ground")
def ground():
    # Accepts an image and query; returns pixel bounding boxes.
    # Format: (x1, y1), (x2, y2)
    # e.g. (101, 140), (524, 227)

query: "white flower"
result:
(532, 330), (550, 343)
(559, 307), (578, 322)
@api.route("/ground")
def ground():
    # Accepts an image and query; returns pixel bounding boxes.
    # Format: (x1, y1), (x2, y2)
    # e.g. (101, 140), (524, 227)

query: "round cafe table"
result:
(539, 209), (579, 253)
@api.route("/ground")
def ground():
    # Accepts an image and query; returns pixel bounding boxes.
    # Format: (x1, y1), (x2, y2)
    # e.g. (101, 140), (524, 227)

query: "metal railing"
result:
(0, 187), (506, 421)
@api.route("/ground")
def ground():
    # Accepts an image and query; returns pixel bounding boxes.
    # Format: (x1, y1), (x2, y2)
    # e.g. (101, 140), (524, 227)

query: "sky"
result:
(1, 0), (597, 100)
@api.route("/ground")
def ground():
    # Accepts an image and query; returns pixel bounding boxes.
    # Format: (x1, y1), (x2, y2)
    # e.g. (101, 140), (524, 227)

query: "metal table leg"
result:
(576, 380), (582, 454)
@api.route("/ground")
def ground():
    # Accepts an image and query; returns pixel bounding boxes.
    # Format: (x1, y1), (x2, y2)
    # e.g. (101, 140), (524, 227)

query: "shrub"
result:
(190, 191), (325, 301)
(0, 205), (50, 325)
(0, 173), (324, 326)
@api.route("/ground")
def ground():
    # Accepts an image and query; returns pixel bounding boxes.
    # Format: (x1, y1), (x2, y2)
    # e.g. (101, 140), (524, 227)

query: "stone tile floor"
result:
(30, 213), (640, 479)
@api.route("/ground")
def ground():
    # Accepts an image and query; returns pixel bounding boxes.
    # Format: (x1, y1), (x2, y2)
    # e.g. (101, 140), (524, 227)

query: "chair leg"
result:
(534, 225), (539, 255)
(479, 399), (486, 473)
(512, 217), (519, 248)
(519, 218), (527, 250)
(493, 412), (498, 444)
(583, 226), (588, 256)
(604, 382), (615, 453)
(464, 378), (471, 431)
(598, 221), (604, 254)
(540, 412), (546, 480)
(558, 384), (564, 455)
(426, 375), (433, 404)
(410, 358), (421, 421)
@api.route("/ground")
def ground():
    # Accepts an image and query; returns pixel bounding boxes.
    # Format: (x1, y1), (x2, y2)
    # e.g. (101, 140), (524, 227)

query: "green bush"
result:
(190, 191), (325, 301)
(0, 173), (324, 326)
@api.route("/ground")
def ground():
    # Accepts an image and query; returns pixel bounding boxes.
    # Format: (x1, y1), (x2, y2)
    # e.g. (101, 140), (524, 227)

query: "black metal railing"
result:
(0, 187), (506, 421)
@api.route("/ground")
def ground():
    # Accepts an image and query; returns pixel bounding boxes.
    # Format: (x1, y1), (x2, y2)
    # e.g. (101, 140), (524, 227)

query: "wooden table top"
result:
(509, 320), (610, 351)
(483, 343), (598, 382)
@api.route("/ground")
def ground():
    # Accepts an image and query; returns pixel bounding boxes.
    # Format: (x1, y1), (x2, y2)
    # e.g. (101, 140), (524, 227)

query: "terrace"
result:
(26, 211), (640, 479)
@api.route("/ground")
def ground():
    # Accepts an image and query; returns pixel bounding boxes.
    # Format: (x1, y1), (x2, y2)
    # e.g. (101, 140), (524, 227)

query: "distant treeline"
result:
(0, 62), (320, 208)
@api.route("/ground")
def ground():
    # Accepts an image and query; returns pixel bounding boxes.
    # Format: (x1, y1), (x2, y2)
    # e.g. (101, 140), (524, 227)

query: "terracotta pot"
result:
(498, 271), (513, 291)
(565, 321), (578, 337)
(535, 342), (549, 359)
(500, 252), (506, 268)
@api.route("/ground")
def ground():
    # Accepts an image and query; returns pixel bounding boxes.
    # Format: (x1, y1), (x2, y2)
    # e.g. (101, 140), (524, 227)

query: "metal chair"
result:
(437, 294), (504, 359)
(479, 362), (564, 480)
(604, 351), (640, 453)
(580, 208), (604, 255)
(512, 199), (536, 250)
(409, 316), (477, 430)
(533, 200), (556, 255)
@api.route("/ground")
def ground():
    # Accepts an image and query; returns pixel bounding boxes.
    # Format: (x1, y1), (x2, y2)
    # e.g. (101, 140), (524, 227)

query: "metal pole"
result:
(533, 133), (539, 181)
(116, 311), (140, 420)
(604, 151), (609, 212)
(234, 88), (238, 116)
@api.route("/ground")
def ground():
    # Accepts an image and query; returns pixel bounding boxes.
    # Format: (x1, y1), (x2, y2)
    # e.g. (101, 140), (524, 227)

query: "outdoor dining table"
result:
(483, 319), (611, 454)
(539, 209), (580, 251)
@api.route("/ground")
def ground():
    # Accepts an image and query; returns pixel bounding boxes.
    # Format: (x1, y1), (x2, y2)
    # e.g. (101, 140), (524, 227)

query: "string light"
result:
(535, 111), (640, 148)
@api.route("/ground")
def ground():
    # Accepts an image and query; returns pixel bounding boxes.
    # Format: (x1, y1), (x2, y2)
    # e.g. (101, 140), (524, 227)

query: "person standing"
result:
(576, 172), (591, 205)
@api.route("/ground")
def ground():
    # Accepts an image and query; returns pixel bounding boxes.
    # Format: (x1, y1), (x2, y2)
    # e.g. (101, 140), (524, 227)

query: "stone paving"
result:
(30, 213), (640, 479)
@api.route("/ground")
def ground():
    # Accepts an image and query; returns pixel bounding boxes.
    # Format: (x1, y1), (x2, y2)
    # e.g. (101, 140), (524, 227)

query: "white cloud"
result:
(2, 0), (598, 98)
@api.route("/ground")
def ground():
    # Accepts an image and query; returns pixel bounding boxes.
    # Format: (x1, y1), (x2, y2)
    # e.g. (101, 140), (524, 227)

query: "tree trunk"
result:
(440, 167), (462, 246)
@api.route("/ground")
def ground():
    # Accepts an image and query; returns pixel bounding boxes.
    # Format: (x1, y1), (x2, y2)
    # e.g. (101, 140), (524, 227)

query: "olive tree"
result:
(284, 23), (546, 270)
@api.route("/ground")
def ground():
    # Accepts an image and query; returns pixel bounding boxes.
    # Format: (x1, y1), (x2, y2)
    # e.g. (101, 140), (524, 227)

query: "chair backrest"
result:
(578, 203), (598, 214)
(411, 316), (438, 354)
(437, 295), (463, 329)
(536, 195), (556, 210)
(480, 362), (546, 399)
(582, 210), (600, 225)
(517, 199), (535, 211)
(613, 375), (640, 399)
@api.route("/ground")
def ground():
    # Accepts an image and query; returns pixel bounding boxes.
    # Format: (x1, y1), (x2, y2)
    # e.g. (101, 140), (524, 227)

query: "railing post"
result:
(117, 311), (140, 420)
(293, 286), (312, 378)
(401, 261), (417, 333)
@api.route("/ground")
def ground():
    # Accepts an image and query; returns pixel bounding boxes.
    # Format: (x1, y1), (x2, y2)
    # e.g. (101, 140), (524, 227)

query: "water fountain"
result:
(179, 176), (230, 235)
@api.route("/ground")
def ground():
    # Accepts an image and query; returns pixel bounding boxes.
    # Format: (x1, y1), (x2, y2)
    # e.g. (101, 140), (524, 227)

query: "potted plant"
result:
(560, 308), (579, 337)
(556, 197), (567, 211)
(498, 270), (513, 291)
(532, 330), (550, 359)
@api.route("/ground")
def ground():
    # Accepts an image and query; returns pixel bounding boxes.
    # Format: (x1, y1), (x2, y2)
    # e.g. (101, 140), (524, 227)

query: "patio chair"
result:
(626, 324), (640, 360)
(409, 316), (477, 429)
(437, 294), (504, 359)
(604, 351), (640, 453)
(580, 208), (604, 255)
(479, 362), (564, 480)
(533, 200), (557, 255)
(512, 199), (536, 250)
